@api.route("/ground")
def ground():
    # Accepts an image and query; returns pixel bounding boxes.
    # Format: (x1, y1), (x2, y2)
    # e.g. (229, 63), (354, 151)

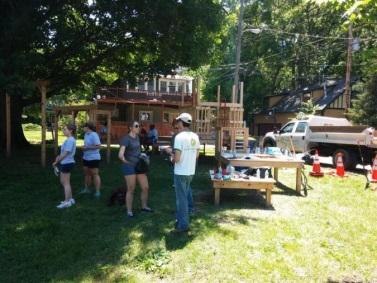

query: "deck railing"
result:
(96, 87), (193, 105)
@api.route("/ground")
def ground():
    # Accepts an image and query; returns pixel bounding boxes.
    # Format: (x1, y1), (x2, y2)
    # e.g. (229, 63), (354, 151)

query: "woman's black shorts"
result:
(59, 163), (75, 173)
(83, 159), (100, 168)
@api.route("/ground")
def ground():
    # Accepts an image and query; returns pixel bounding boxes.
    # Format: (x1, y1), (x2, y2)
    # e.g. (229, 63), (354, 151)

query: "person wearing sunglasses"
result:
(118, 121), (153, 217)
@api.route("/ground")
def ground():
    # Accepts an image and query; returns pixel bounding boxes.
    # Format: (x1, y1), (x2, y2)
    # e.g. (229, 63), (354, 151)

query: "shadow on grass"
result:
(0, 145), (277, 282)
(274, 181), (303, 196)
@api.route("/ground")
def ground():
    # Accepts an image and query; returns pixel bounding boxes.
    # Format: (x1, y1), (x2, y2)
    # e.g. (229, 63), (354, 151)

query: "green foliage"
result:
(0, 0), (225, 147)
(0, 1), (225, 101)
(202, 0), (377, 124)
(348, 75), (377, 127)
(298, 99), (321, 117)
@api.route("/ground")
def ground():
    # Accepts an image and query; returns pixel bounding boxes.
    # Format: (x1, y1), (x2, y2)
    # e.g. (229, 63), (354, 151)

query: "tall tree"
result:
(202, 0), (377, 125)
(348, 76), (377, 127)
(0, 0), (224, 148)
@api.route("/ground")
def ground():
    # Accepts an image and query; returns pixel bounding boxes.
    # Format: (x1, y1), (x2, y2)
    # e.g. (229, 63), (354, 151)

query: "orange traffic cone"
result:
(370, 156), (377, 182)
(310, 150), (324, 177)
(336, 153), (345, 177)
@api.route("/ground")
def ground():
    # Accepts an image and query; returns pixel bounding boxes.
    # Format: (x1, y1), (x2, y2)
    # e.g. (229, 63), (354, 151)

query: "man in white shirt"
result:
(173, 113), (200, 232)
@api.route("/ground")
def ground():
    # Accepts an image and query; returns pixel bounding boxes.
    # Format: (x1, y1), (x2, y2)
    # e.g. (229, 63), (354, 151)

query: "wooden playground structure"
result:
(4, 79), (249, 166)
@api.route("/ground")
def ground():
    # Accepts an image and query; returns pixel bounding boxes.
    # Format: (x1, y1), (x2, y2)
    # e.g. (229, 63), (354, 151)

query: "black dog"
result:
(108, 187), (127, 206)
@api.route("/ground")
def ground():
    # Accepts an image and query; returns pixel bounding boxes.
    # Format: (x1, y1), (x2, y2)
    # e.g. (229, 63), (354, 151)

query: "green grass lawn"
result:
(1, 140), (377, 282)
(23, 127), (85, 147)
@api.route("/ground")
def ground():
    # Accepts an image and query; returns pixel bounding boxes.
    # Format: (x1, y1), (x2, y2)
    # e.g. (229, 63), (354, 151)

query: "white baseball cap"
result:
(176, 113), (192, 124)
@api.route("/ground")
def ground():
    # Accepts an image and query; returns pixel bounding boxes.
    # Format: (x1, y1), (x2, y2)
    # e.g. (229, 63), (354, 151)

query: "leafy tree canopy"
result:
(0, 0), (225, 100)
(202, 0), (377, 125)
(0, 0), (225, 147)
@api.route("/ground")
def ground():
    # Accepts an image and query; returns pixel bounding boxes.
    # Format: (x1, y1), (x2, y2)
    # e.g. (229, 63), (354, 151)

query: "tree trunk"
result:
(0, 94), (30, 149)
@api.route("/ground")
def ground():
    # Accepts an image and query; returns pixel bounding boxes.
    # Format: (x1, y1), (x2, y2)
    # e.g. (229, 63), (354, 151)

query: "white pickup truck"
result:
(262, 115), (377, 169)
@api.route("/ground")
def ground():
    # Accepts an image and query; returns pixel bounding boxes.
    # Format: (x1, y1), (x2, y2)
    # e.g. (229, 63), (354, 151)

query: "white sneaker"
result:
(69, 198), (75, 205)
(57, 200), (72, 209)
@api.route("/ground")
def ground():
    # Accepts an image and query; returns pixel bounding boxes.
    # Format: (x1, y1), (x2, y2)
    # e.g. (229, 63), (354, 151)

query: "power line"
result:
(244, 26), (377, 42)
(221, 37), (328, 68)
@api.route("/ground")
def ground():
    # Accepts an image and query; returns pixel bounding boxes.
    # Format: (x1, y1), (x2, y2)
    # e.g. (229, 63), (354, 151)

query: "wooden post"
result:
(71, 111), (76, 126)
(217, 85), (221, 111)
(265, 189), (272, 206)
(92, 110), (97, 125)
(5, 92), (11, 158)
(344, 23), (353, 110)
(273, 168), (279, 182)
(106, 112), (111, 163)
(38, 80), (48, 168)
(232, 85), (236, 104)
(240, 81), (244, 106)
(197, 78), (201, 106)
(54, 111), (59, 154)
(296, 167), (302, 195)
(233, 0), (244, 102)
(214, 188), (220, 205)
(131, 103), (135, 121)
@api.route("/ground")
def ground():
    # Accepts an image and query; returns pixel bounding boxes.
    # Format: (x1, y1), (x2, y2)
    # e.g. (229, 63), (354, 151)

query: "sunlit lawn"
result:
(0, 129), (376, 282)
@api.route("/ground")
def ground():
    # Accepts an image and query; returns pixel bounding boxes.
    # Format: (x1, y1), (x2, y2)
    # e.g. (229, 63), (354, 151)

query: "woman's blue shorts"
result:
(122, 163), (136, 176)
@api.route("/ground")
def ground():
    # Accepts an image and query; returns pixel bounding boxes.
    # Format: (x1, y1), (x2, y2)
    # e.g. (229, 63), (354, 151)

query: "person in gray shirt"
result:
(118, 121), (153, 218)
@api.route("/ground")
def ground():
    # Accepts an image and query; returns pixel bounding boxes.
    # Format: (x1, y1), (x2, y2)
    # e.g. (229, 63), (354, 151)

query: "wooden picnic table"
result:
(217, 152), (305, 194)
(210, 172), (275, 206)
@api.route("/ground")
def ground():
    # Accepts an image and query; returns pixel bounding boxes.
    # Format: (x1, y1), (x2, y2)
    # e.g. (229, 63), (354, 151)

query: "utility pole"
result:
(344, 23), (353, 110)
(233, 0), (244, 104)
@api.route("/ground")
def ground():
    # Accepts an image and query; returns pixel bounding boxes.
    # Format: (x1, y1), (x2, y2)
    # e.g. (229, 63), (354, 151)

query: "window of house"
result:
(160, 81), (167, 92)
(137, 80), (145, 90)
(186, 83), (190, 93)
(147, 80), (154, 92)
(163, 112), (178, 123)
(178, 82), (184, 93)
(139, 111), (153, 122)
(168, 81), (176, 93)
(163, 112), (170, 123)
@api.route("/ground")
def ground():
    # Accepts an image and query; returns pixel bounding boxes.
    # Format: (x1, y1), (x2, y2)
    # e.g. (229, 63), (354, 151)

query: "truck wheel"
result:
(263, 138), (276, 148)
(332, 149), (357, 170)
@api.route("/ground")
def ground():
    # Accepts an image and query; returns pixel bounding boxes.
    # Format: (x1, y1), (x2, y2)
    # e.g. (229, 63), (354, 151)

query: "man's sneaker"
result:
(57, 200), (72, 209)
(94, 191), (101, 198)
(78, 188), (91, 194)
(69, 198), (75, 205)
(127, 211), (134, 218)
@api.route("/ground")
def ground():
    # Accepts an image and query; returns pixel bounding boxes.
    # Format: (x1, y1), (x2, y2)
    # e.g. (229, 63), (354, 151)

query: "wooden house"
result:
(95, 75), (196, 141)
(251, 78), (359, 136)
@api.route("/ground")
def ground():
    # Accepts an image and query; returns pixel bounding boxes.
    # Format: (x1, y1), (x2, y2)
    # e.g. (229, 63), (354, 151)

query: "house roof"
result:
(267, 78), (358, 114)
